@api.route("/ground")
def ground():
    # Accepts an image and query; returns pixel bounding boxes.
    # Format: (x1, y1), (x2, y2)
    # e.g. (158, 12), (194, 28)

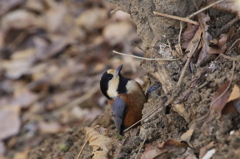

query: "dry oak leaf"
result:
(84, 126), (112, 159)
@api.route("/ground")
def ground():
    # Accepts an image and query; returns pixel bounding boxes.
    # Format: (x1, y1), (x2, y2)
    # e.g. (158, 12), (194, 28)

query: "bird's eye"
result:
(108, 75), (113, 80)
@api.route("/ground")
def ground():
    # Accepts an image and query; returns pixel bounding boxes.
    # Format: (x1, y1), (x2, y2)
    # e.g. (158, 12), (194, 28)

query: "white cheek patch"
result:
(107, 76), (119, 98)
(126, 80), (139, 93)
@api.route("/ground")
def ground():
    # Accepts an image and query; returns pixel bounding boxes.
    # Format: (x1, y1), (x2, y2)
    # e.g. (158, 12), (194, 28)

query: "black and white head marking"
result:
(100, 64), (131, 99)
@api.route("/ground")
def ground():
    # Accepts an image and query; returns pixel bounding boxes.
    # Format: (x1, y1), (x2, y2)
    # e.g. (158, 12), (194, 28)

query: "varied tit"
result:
(100, 64), (147, 135)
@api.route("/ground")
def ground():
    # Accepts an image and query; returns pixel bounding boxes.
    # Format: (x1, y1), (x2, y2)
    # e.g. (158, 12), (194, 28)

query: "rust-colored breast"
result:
(119, 84), (146, 128)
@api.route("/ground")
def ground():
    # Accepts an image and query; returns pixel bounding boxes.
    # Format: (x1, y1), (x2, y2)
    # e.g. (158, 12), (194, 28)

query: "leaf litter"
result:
(0, 0), (145, 158)
(1, 0), (240, 159)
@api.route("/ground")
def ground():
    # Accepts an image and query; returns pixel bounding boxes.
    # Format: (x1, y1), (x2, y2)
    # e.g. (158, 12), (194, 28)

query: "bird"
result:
(100, 64), (148, 135)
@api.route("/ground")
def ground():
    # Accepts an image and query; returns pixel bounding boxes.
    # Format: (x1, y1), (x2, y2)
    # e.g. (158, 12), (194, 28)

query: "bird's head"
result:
(100, 64), (129, 100)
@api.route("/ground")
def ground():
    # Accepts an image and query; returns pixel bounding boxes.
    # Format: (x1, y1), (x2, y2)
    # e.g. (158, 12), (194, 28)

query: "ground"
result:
(0, 0), (240, 159)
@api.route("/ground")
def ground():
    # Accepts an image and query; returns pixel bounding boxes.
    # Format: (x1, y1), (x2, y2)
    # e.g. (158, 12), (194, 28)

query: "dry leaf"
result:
(141, 139), (188, 159)
(38, 121), (62, 134)
(211, 84), (240, 115)
(25, 0), (44, 12)
(2, 48), (36, 79)
(84, 126), (112, 159)
(76, 8), (108, 31)
(228, 84), (240, 102)
(196, 13), (213, 66)
(224, 84), (240, 114)
(173, 103), (190, 122)
(44, 0), (66, 33)
(0, 107), (20, 140)
(1, 10), (43, 31)
(103, 21), (136, 45)
(209, 34), (228, 54)
(211, 81), (231, 114)
(11, 87), (38, 108)
(199, 142), (214, 159)
(182, 24), (199, 49)
(181, 129), (194, 142)
(185, 26), (202, 53)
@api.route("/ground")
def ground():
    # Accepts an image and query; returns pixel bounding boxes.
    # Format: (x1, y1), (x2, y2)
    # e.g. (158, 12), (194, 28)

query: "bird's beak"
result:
(116, 64), (123, 75)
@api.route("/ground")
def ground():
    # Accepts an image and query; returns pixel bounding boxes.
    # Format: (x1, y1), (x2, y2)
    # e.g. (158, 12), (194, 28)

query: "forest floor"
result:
(0, 0), (240, 159)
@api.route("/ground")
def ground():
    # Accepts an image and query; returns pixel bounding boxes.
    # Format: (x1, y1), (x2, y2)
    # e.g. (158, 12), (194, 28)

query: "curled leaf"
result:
(84, 126), (112, 159)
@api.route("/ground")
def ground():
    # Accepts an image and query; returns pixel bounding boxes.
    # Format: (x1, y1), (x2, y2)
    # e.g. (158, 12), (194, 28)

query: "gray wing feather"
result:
(111, 96), (126, 134)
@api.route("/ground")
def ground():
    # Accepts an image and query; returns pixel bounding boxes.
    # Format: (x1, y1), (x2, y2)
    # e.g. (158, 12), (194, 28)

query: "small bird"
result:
(100, 64), (147, 135)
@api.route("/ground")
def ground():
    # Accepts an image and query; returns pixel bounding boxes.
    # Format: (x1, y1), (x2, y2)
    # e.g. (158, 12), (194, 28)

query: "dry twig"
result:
(153, 11), (199, 25)
(76, 139), (88, 159)
(113, 50), (178, 61)
(188, 0), (224, 18)
(124, 105), (164, 133)
(135, 133), (148, 159)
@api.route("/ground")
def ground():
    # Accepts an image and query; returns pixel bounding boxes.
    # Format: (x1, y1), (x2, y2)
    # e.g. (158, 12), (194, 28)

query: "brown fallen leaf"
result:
(199, 141), (215, 159)
(182, 24), (199, 49)
(11, 87), (38, 108)
(84, 126), (112, 159)
(38, 121), (62, 134)
(25, 0), (44, 12)
(196, 13), (213, 66)
(1, 9), (43, 31)
(211, 81), (231, 114)
(2, 48), (36, 79)
(222, 84), (240, 114)
(181, 128), (194, 143)
(173, 103), (190, 122)
(209, 34), (228, 54)
(103, 21), (137, 45)
(76, 7), (108, 32)
(228, 84), (240, 102)
(210, 82), (239, 115)
(141, 139), (188, 159)
(44, 0), (67, 33)
(0, 107), (20, 140)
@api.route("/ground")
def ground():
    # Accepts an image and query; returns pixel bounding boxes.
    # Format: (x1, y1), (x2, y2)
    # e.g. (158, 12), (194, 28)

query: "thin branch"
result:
(153, 11), (199, 25)
(217, 16), (240, 36)
(135, 133), (147, 159)
(124, 105), (164, 133)
(178, 22), (184, 56)
(191, 0), (199, 10)
(76, 139), (88, 159)
(113, 50), (178, 61)
(227, 38), (240, 52)
(188, 0), (224, 18)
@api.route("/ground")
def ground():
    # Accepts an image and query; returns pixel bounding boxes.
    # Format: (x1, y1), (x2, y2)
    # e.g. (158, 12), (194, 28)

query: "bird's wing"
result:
(111, 96), (126, 135)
